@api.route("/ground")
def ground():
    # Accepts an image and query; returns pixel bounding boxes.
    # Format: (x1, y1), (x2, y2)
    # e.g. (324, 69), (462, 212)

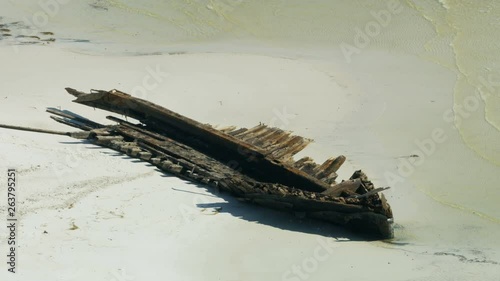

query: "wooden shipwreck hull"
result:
(2, 88), (395, 239)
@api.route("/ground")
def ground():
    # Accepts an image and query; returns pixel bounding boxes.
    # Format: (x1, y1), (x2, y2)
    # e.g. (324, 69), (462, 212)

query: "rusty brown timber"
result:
(34, 88), (394, 239)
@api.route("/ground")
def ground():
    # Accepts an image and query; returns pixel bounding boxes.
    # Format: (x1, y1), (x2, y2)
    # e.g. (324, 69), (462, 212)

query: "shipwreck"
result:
(0, 88), (394, 239)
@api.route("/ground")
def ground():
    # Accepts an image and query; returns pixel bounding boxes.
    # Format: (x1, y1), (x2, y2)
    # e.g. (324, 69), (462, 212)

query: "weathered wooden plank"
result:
(294, 156), (314, 168)
(46, 108), (104, 129)
(251, 129), (286, 147)
(262, 133), (293, 151)
(321, 179), (361, 197)
(95, 135), (123, 144)
(241, 126), (273, 142)
(295, 157), (321, 176)
(317, 155), (346, 175)
(50, 116), (93, 131)
(272, 137), (311, 159)
(235, 124), (267, 138)
(227, 127), (247, 136)
(218, 126), (237, 133)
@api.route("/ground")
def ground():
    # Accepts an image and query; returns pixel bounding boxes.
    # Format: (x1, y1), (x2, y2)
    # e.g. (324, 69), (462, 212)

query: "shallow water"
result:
(401, 0), (500, 220)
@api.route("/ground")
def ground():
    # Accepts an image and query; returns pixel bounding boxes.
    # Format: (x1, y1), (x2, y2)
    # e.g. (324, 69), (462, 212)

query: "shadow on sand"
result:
(169, 176), (380, 241)
(60, 140), (382, 241)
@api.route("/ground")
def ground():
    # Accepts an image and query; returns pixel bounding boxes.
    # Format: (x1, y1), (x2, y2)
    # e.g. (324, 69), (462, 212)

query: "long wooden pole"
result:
(0, 123), (71, 136)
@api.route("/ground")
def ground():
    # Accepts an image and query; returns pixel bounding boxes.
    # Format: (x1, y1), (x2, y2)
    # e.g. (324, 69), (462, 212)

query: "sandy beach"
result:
(1, 1), (499, 280)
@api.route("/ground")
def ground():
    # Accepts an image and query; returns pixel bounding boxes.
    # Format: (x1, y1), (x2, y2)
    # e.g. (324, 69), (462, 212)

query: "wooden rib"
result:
(262, 131), (293, 149)
(50, 116), (93, 131)
(46, 108), (104, 129)
(219, 126), (236, 133)
(251, 129), (286, 147)
(272, 137), (311, 159)
(263, 136), (293, 155)
(292, 157), (340, 184)
(295, 157), (320, 176)
(294, 156), (313, 167)
(237, 125), (312, 159)
(316, 156), (346, 176)
(227, 127), (247, 136)
(235, 124), (268, 139)
(268, 135), (303, 158)
(241, 126), (273, 142)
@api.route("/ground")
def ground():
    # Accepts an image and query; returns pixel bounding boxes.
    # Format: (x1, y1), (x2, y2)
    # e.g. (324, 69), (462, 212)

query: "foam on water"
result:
(410, 0), (500, 162)
(406, 0), (500, 219)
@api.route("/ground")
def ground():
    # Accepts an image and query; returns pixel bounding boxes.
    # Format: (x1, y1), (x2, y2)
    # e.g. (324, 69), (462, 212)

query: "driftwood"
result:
(0, 88), (395, 239)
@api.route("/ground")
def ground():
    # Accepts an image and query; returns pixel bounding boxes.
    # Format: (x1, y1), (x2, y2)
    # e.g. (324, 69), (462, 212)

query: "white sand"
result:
(0, 45), (498, 281)
(1, 1), (499, 280)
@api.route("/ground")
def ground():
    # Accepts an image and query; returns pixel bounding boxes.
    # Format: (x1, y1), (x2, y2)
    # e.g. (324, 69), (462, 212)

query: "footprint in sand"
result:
(0, 18), (56, 45)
